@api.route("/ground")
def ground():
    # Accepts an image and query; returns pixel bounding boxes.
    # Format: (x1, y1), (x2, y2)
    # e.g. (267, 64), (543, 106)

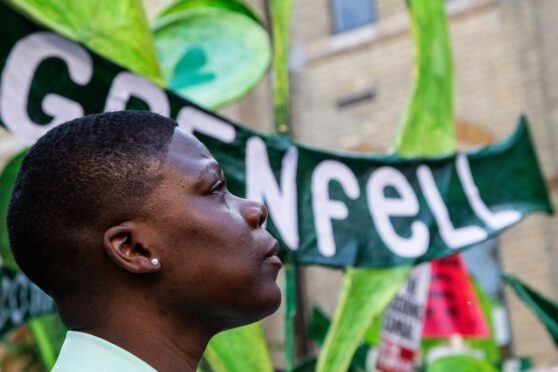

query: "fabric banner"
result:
(0, 2), (553, 269)
(503, 274), (558, 347)
(377, 264), (430, 372)
(422, 254), (489, 338)
(0, 267), (55, 337)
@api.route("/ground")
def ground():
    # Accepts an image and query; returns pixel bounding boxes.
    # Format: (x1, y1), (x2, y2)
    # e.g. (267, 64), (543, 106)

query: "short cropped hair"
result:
(7, 111), (177, 298)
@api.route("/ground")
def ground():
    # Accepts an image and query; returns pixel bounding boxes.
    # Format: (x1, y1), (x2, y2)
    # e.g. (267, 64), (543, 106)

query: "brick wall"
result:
(282, 0), (558, 364)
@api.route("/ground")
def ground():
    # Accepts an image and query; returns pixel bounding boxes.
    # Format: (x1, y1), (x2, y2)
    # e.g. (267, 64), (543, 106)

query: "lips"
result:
(264, 239), (280, 258)
(263, 239), (282, 268)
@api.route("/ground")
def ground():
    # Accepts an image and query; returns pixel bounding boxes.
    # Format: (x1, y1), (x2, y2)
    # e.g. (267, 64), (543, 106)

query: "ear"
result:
(103, 222), (161, 274)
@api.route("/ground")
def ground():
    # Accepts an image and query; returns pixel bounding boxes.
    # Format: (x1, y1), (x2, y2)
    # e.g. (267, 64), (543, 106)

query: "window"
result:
(330, 0), (377, 33)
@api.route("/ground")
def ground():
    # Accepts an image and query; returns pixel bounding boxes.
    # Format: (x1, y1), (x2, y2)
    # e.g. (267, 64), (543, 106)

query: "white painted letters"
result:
(457, 154), (521, 229)
(176, 106), (236, 143)
(368, 167), (429, 258)
(0, 32), (92, 144)
(311, 161), (360, 257)
(417, 165), (487, 248)
(246, 137), (299, 249)
(104, 72), (170, 116)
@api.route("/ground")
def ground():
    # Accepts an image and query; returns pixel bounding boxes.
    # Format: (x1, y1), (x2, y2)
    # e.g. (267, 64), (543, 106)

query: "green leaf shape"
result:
(204, 323), (273, 372)
(268, 0), (293, 132)
(27, 314), (66, 370)
(465, 279), (500, 362)
(293, 356), (318, 372)
(3, 0), (164, 85)
(169, 47), (216, 89)
(503, 273), (558, 347)
(267, 3), (295, 368)
(153, 7), (271, 109)
(316, 267), (409, 372)
(308, 306), (330, 346)
(156, 0), (262, 25)
(317, 0), (456, 368)
(307, 306), (369, 371)
(362, 311), (383, 346)
(426, 355), (497, 372)
(0, 150), (26, 270)
(394, 0), (455, 156)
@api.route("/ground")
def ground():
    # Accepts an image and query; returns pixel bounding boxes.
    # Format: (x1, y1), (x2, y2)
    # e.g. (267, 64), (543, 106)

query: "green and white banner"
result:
(0, 268), (54, 336)
(0, 2), (552, 270)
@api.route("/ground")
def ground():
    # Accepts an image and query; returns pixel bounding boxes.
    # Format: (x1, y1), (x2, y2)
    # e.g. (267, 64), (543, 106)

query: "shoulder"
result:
(52, 331), (156, 372)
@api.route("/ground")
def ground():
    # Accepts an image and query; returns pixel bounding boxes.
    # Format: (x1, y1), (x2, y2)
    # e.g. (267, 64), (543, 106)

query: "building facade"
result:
(218, 0), (558, 365)
(0, 0), (556, 366)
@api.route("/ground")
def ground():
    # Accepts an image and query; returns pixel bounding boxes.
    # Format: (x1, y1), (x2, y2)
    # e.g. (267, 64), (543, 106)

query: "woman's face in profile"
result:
(142, 129), (282, 329)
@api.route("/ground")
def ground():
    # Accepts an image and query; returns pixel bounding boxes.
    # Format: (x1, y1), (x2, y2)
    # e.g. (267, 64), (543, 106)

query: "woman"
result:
(7, 111), (282, 371)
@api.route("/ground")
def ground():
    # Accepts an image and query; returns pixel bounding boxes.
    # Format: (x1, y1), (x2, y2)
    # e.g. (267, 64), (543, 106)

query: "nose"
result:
(242, 200), (267, 229)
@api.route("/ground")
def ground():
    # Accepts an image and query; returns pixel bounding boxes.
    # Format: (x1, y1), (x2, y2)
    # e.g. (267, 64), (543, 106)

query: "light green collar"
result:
(52, 331), (156, 371)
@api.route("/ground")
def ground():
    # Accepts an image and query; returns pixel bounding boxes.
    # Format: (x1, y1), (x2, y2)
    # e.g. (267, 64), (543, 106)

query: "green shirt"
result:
(52, 331), (156, 371)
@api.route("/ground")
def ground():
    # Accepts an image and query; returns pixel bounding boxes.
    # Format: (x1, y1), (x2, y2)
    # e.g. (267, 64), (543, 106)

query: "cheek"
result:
(158, 212), (259, 286)
(153, 204), (281, 316)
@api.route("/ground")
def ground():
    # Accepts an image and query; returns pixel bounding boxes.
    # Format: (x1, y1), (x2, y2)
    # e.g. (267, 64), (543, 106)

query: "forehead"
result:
(164, 128), (219, 179)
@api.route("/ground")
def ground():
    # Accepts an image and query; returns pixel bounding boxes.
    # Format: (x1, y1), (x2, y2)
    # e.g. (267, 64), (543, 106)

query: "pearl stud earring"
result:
(150, 258), (160, 266)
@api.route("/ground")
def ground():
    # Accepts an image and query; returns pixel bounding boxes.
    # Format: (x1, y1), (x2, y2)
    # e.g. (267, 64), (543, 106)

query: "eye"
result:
(210, 179), (227, 194)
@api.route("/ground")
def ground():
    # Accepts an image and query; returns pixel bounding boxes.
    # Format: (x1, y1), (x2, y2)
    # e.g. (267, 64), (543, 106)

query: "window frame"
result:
(329, 0), (378, 34)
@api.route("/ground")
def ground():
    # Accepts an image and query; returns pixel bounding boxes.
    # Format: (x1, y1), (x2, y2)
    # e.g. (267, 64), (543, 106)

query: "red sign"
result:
(422, 254), (489, 338)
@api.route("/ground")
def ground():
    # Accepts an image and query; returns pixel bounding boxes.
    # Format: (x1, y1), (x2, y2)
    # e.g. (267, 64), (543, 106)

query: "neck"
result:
(63, 297), (214, 372)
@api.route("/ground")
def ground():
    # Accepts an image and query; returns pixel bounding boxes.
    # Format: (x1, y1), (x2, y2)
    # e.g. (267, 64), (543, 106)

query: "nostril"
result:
(259, 204), (268, 227)
(242, 200), (268, 228)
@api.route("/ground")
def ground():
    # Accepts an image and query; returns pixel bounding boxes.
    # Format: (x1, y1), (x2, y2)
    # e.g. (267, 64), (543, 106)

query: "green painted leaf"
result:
(204, 323), (273, 372)
(169, 47), (216, 89)
(153, 7), (271, 109)
(294, 356), (317, 372)
(268, 0), (293, 132)
(362, 311), (383, 346)
(3, 0), (164, 85)
(156, 0), (262, 25)
(307, 306), (370, 371)
(426, 355), (497, 372)
(27, 314), (66, 370)
(308, 306), (330, 346)
(503, 274), (558, 347)
(318, 0), (457, 368)
(467, 279), (500, 362)
(0, 150), (26, 270)
(316, 267), (409, 372)
(394, 0), (455, 156)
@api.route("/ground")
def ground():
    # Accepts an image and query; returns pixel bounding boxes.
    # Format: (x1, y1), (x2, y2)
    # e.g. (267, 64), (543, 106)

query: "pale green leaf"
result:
(156, 0), (262, 24)
(394, 0), (455, 156)
(427, 355), (497, 372)
(3, 0), (164, 84)
(153, 6), (271, 109)
(316, 267), (409, 372)
(204, 323), (273, 372)
(0, 150), (26, 270)
(318, 0), (456, 369)
(268, 0), (293, 132)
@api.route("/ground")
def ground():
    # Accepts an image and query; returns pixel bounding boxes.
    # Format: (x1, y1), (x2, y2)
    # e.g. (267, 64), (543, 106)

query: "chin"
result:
(228, 285), (282, 329)
(259, 284), (282, 317)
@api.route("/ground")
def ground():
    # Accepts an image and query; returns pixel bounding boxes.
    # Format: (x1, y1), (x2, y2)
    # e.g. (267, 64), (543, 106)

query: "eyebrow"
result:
(199, 161), (222, 180)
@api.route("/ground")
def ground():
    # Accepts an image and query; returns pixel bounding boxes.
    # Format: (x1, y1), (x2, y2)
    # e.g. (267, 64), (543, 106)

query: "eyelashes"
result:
(210, 179), (227, 194)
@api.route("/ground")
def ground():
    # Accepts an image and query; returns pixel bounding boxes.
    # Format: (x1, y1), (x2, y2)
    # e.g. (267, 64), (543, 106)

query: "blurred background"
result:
(1, 0), (557, 369)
